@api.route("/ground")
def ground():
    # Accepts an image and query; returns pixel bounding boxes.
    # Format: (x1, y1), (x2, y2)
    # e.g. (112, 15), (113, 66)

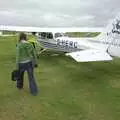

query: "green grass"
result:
(0, 36), (120, 120)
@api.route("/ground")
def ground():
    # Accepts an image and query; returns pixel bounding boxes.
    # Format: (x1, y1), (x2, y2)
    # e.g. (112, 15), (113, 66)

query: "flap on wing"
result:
(65, 49), (112, 62)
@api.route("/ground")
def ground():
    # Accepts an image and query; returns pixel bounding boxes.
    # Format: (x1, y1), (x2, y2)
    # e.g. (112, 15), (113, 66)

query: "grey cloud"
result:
(0, 0), (120, 27)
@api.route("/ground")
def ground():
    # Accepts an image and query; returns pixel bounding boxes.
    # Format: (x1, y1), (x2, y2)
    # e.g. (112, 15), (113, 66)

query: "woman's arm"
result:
(16, 45), (20, 69)
(31, 44), (38, 67)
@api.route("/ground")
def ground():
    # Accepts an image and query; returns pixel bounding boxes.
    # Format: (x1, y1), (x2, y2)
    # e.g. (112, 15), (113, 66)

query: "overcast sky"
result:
(0, 0), (120, 27)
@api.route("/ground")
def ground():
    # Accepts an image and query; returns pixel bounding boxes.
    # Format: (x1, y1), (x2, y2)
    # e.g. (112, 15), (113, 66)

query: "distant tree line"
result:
(66, 32), (100, 37)
(2, 31), (17, 35)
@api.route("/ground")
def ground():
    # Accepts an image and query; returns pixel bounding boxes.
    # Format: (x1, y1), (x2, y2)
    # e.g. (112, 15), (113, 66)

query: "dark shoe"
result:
(31, 92), (38, 96)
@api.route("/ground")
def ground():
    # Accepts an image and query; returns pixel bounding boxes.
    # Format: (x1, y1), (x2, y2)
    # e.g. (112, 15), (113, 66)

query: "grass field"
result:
(0, 35), (120, 120)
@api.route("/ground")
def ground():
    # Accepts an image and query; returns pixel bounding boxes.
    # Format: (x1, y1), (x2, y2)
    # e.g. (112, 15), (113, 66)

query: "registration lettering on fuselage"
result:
(57, 39), (78, 48)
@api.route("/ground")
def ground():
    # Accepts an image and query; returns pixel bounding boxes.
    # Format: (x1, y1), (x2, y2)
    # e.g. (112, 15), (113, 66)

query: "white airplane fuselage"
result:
(37, 32), (120, 58)
(36, 14), (120, 61)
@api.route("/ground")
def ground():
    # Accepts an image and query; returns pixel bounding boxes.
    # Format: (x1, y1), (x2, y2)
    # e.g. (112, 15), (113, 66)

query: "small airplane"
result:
(0, 14), (120, 62)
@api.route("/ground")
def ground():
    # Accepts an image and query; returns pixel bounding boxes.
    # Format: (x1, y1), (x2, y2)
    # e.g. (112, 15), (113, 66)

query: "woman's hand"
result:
(34, 64), (38, 68)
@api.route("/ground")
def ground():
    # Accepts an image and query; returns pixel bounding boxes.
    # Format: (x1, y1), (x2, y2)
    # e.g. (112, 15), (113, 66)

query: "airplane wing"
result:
(0, 25), (103, 32)
(65, 49), (112, 62)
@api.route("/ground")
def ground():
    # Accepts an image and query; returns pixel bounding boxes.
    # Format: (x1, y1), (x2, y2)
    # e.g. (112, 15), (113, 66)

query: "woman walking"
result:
(16, 33), (38, 96)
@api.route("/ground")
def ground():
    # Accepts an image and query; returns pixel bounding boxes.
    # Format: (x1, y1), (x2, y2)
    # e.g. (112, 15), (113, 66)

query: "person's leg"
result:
(27, 62), (38, 95)
(16, 69), (24, 89)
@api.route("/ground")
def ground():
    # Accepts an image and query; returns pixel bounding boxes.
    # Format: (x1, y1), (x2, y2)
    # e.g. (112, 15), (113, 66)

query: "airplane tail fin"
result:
(95, 13), (120, 44)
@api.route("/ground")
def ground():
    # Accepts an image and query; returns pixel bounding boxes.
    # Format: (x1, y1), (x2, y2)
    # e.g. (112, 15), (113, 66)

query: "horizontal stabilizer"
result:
(65, 49), (112, 62)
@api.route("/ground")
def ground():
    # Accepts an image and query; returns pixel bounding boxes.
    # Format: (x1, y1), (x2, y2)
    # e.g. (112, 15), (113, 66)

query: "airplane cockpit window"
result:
(41, 32), (46, 39)
(38, 32), (53, 39)
(46, 33), (53, 39)
(38, 32), (68, 39)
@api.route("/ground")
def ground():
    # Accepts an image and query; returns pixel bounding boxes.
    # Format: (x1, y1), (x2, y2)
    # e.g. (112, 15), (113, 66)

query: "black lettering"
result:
(62, 40), (66, 47)
(74, 42), (77, 48)
(69, 41), (73, 48)
(112, 29), (120, 34)
(65, 40), (69, 47)
(57, 39), (60, 45)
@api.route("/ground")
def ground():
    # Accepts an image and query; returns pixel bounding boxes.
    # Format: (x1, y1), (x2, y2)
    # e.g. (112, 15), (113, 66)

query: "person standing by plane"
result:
(28, 32), (40, 58)
(28, 32), (36, 48)
(16, 33), (38, 96)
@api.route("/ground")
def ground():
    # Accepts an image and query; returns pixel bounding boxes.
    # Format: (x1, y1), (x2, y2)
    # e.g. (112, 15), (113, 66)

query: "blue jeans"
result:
(17, 61), (38, 95)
